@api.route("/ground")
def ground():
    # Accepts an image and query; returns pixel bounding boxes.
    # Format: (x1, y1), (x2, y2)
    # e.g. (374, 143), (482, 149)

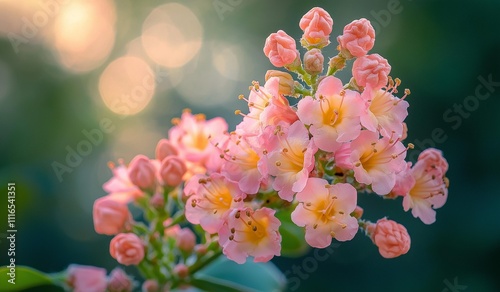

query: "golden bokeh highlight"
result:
(141, 3), (202, 68)
(99, 56), (156, 115)
(52, 0), (116, 73)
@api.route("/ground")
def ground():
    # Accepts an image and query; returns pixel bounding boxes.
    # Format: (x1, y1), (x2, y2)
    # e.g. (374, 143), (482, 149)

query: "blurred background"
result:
(0, 0), (499, 291)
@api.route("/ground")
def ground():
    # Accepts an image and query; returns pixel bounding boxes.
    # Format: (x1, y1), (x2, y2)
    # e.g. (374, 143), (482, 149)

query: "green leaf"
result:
(0, 266), (58, 291)
(276, 208), (310, 257)
(193, 257), (286, 292)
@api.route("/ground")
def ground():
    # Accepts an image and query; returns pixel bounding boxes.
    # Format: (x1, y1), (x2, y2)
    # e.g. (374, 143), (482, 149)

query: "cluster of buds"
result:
(82, 6), (449, 291)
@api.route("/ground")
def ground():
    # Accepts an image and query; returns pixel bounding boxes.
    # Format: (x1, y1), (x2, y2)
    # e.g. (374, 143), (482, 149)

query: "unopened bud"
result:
(128, 155), (156, 189)
(303, 49), (324, 75)
(265, 70), (295, 95)
(176, 228), (196, 252)
(142, 280), (159, 292)
(174, 264), (189, 279)
(159, 156), (187, 187)
(155, 139), (178, 161)
(329, 55), (346, 72)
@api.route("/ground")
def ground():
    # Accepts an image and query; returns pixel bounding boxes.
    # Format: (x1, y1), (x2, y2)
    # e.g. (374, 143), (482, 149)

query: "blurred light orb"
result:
(141, 3), (202, 68)
(212, 45), (241, 81)
(52, 0), (116, 73)
(99, 56), (156, 115)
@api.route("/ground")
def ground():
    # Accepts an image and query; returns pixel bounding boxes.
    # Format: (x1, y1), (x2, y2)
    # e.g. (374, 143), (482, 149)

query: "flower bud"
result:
(352, 54), (391, 90)
(194, 244), (208, 256)
(328, 55), (346, 72)
(67, 265), (107, 292)
(107, 268), (133, 292)
(110, 233), (145, 266)
(303, 48), (324, 75)
(418, 148), (449, 177)
(337, 18), (375, 58)
(150, 192), (165, 209)
(93, 196), (131, 235)
(369, 218), (411, 259)
(173, 264), (189, 279)
(263, 30), (298, 68)
(351, 206), (364, 219)
(265, 70), (295, 95)
(176, 228), (196, 252)
(159, 156), (187, 187)
(128, 155), (156, 189)
(299, 7), (333, 48)
(141, 280), (159, 292)
(155, 139), (178, 161)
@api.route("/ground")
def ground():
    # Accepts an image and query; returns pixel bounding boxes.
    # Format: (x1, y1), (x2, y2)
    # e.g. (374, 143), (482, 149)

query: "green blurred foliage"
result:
(0, 0), (499, 291)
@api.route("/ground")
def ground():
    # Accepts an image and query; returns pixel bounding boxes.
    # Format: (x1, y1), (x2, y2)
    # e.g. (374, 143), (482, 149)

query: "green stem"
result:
(327, 65), (338, 76)
(188, 249), (223, 275)
(294, 86), (312, 96)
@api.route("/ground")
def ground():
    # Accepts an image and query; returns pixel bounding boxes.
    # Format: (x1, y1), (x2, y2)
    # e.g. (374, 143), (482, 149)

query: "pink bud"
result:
(194, 244), (208, 255)
(369, 218), (411, 258)
(93, 196), (131, 235)
(110, 233), (145, 266)
(159, 156), (187, 187)
(265, 70), (295, 95)
(299, 7), (333, 48)
(128, 155), (156, 189)
(141, 280), (159, 292)
(337, 18), (375, 58)
(176, 228), (196, 252)
(67, 265), (107, 292)
(149, 192), (165, 209)
(107, 268), (133, 292)
(263, 30), (298, 68)
(303, 48), (324, 75)
(163, 218), (181, 238)
(352, 54), (391, 90)
(173, 264), (189, 279)
(155, 139), (178, 161)
(351, 206), (364, 219)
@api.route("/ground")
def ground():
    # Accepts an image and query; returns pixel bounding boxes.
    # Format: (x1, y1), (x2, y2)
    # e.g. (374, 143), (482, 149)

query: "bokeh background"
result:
(1, 0), (499, 291)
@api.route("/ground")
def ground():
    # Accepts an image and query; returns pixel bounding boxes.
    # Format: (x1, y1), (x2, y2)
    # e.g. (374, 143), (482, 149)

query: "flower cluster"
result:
(78, 7), (450, 291)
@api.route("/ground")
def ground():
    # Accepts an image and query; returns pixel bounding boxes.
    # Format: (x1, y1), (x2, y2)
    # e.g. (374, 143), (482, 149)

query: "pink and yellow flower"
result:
(291, 178), (358, 248)
(297, 76), (364, 152)
(103, 161), (143, 203)
(299, 7), (333, 48)
(184, 173), (246, 234)
(266, 121), (317, 201)
(219, 207), (281, 264)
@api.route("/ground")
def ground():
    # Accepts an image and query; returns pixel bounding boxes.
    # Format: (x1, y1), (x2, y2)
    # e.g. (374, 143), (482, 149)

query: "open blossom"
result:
(266, 121), (317, 201)
(291, 178), (358, 248)
(169, 110), (228, 168)
(219, 207), (281, 264)
(360, 84), (409, 138)
(128, 155), (156, 189)
(110, 233), (145, 266)
(368, 218), (411, 258)
(220, 133), (267, 194)
(337, 18), (375, 58)
(263, 30), (298, 68)
(352, 54), (391, 90)
(393, 150), (448, 224)
(297, 76), (364, 152)
(93, 196), (131, 235)
(335, 130), (407, 195)
(107, 268), (133, 292)
(299, 7), (333, 48)
(67, 265), (107, 292)
(184, 173), (246, 234)
(103, 162), (143, 203)
(237, 78), (298, 138)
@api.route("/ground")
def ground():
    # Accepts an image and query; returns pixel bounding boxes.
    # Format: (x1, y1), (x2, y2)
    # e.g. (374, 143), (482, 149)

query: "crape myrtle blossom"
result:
(392, 148), (449, 224)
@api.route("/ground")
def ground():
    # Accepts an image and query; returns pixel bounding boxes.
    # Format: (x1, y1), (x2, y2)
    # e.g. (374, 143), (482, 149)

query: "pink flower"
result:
(418, 148), (449, 177)
(169, 110), (228, 168)
(103, 162), (143, 203)
(176, 228), (196, 252)
(263, 30), (298, 67)
(110, 233), (145, 266)
(292, 178), (358, 248)
(335, 130), (407, 195)
(368, 218), (411, 258)
(184, 173), (246, 234)
(107, 268), (133, 292)
(221, 133), (267, 194)
(219, 207), (281, 264)
(337, 18), (375, 58)
(303, 48), (324, 75)
(93, 196), (131, 235)
(266, 121), (317, 201)
(265, 70), (295, 96)
(297, 76), (364, 152)
(299, 7), (333, 48)
(155, 139), (178, 161)
(360, 84), (409, 138)
(141, 280), (159, 292)
(159, 156), (187, 187)
(128, 155), (156, 190)
(67, 265), (107, 292)
(352, 54), (391, 90)
(394, 158), (448, 224)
